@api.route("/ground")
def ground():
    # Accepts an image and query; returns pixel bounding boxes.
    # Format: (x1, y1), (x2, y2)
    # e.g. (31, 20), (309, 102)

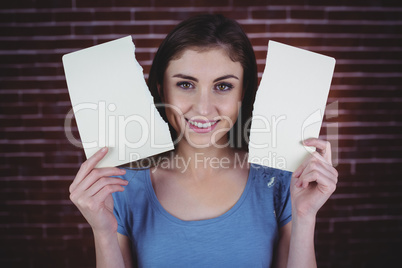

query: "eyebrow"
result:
(172, 74), (198, 82)
(213, 75), (239, 83)
(172, 74), (239, 83)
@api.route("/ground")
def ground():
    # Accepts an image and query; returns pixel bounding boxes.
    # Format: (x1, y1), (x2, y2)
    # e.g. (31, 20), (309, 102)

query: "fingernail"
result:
(101, 147), (107, 152)
(120, 169), (126, 174)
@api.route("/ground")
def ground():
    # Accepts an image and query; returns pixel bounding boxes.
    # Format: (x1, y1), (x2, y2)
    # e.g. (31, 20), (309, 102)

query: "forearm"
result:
(287, 214), (317, 268)
(93, 231), (125, 268)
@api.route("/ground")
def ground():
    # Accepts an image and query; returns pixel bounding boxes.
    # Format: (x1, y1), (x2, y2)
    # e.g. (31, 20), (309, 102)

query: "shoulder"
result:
(250, 163), (292, 184)
(112, 167), (150, 201)
(249, 164), (292, 204)
(119, 167), (149, 181)
(248, 164), (293, 226)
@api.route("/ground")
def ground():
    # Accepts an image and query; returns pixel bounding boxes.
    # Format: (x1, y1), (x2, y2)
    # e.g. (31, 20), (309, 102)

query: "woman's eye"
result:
(177, 82), (193, 89)
(215, 83), (233, 91)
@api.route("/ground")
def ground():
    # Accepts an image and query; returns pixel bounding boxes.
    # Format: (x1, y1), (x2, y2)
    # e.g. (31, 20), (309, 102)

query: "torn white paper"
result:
(248, 41), (335, 172)
(63, 36), (174, 168)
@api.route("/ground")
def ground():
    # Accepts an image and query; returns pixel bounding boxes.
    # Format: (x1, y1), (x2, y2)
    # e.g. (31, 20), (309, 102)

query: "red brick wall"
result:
(1, 1), (402, 267)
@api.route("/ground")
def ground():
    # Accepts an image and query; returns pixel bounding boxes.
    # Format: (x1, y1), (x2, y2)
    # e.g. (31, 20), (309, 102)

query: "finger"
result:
(292, 149), (332, 178)
(308, 151), (338, 180)
(85, 177), (128, 197)
(307, 152), (337, 178)
(298, 156), (338, 186)
(70, 147), (109, 192)
(303, 138), (332, 165)
(293, 141), (330, 178)
(293, 152), (315, 178)
(92, 184), (126, 205)
(77, 147), (109, 179)
(72, 167), (126, 193)
(297, 168), (336, 194)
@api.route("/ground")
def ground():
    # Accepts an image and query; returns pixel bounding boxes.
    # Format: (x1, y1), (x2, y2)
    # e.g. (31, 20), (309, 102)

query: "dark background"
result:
(1, 0), (402, 267)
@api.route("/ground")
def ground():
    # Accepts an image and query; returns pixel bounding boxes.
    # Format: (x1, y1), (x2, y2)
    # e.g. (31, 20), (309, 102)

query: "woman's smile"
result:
(186, 118), (220, 133)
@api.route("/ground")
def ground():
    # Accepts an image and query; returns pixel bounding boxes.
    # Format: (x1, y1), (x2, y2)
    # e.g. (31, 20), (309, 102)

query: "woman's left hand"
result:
(291, 138), (338, 219)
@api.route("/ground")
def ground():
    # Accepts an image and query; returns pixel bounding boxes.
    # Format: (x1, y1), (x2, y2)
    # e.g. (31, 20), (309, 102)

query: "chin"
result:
(183, 131), (229, 149)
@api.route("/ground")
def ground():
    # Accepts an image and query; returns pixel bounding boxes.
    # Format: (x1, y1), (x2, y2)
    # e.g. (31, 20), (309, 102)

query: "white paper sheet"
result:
(248, 41), (335, 172)
(63, 36), (174, 168)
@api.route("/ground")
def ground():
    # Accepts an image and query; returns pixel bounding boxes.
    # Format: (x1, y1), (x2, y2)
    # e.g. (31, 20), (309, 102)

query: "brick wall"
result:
(1, 1), (401, 267)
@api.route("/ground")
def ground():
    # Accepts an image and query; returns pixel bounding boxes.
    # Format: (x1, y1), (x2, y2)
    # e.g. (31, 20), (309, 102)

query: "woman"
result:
(69, 14), (338, 267)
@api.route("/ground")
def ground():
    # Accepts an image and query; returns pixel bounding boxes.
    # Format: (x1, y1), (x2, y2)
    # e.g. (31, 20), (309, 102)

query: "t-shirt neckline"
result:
(144, 166), (255, 226)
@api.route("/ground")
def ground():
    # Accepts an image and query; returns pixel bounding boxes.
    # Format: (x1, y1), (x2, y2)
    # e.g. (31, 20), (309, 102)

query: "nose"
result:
(194, 88), (213, 116)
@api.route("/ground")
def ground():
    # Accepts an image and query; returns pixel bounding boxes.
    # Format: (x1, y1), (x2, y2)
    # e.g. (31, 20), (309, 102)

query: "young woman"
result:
(69, 14), (338, 267)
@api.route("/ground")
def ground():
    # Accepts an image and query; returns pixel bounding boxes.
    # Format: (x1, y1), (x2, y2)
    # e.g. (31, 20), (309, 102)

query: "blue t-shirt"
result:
(113, 163), (292, 267)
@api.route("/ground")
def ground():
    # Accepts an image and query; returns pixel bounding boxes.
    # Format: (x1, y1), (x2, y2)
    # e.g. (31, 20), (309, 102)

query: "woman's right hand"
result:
(69, 147), (128, 236)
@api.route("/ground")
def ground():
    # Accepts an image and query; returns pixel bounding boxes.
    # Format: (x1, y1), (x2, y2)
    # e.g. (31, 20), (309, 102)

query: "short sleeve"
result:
(273, 170), (292, 227)
(112, 188), (129, 236)
(112, 168), (145, 238)
(112, 170), (136, 237)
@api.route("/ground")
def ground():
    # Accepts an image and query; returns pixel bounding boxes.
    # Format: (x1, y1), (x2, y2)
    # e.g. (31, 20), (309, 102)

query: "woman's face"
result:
(162, 47), (244, 148)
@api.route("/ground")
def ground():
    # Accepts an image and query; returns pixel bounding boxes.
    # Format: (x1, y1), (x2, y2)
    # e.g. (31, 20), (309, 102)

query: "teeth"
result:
(189, 120), (217, 128)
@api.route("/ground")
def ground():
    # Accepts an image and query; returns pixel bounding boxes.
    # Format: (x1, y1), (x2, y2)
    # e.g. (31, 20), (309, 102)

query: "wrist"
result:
(292, 203), (317, 219)
(93, 229), (118, 245)
(292, 207), (317, 226)
(92, 230), (125, 268)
